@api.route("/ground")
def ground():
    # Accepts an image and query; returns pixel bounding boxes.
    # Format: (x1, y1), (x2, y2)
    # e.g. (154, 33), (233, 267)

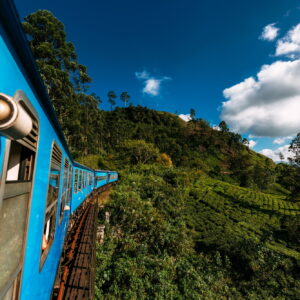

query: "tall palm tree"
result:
(120, 91), (130, 107)
(107, 91), (117, 110)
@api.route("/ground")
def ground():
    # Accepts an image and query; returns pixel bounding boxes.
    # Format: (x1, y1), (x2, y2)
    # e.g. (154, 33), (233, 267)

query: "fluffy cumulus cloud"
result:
(260, 23), (279, 41)
(273, 136), (293, 145)
(275, 23), (300, 57)
(135, 70), (171, 96)
(178, 114), (191, 122)
(260, 144), (294, 162)
(143, 79), (161, 96)
(221, 59), (300, 137)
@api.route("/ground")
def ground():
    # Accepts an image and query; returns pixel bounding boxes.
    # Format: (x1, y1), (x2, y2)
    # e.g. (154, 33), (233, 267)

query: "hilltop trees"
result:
(219, 120), (229, 133)
(120, 91), (130, 107)
(190, 108), (196, 120)
(107, 91), (117, 110)
(288, 133), (300, 200)
(289, 133), (300, 167)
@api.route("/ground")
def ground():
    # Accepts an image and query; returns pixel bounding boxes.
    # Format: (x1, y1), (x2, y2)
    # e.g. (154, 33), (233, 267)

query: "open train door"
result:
(0, 91), (39, 300)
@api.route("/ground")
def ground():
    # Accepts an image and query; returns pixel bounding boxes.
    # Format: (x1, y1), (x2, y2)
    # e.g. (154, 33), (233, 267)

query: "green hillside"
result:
(95, 166), (300, 299)
(95, 106), (278, 189)
(91, 107), (299, 299)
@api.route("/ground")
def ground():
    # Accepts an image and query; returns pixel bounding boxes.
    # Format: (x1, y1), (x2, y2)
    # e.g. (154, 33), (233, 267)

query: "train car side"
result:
(95, 170), (109, 189)
(71, 163), (95, 213)
(0, 2), (118, 300)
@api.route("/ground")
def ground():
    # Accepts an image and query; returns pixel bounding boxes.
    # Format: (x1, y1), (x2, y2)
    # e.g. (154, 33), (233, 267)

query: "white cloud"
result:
(275, 23), (300, 56)
(135, 70), (171, 96)
(135, 70), (149, 80)
(261, 23), (279, 41)
(249, 140), (257, 149)
(212, 125), (221, 131)
(143, 79), (161, 96)
(260, 144), (294, 162)
(221, 59), (300, 137)
(178, 114), (191, 122)
(273, 136), (293, 144)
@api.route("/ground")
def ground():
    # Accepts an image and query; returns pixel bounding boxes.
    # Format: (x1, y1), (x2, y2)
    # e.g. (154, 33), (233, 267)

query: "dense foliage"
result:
(95, 165), (300, 299)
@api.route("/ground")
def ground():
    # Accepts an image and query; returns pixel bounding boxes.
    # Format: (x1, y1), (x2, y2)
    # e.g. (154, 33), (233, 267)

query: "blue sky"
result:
(15, 0), (300, 161)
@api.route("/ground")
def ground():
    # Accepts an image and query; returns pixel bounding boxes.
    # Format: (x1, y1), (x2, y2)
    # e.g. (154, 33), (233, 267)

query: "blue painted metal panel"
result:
(95, 171), (109, 188)
(0, 136), (6, 179)
(71, 166), (95, 213)
(0, 32), (69, 300)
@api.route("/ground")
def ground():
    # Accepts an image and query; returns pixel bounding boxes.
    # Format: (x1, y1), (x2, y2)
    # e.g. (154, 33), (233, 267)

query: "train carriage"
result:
(0, 1), (118, 299)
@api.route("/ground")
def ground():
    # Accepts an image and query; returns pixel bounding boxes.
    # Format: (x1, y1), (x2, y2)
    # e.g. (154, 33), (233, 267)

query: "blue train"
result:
(0, 1), (118, 299)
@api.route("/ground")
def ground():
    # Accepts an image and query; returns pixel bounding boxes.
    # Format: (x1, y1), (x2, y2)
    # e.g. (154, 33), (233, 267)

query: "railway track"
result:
(54, 197), (98, 300)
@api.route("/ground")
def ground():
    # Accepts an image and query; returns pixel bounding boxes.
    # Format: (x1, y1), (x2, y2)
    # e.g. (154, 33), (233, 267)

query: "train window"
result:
(6, 141), (35, 181)
(59, 159), (69, 222)
(67, 165), (72, 204)
(74, 169), (78, 193)
(97, 175), (107, 181)
(40, 143), (62, 267)
(78, 170), (82, 190)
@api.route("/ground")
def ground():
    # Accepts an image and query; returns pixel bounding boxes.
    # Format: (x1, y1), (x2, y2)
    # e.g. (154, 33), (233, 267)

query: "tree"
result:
(108, 91), (117, 110)
(219, 120), (229, 133)
(289, 133), (300, 167)
(22, 10), (102, 156)
(279, 152), (284, 161)
(121, 140), (160, 165)
(288, 133), (300, 200)
(190, 108), (196, 120)
(159, 153), (173, 167)
(242, 138), (249, 147)
(22, 10), (91, 117)
(120, 91), (130, 107)
(91, 92), (102, 109)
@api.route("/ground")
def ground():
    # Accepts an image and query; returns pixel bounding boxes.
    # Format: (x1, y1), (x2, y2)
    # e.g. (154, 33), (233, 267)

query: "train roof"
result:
(95, 169), (118, 173)
(0, 0), (74, 162)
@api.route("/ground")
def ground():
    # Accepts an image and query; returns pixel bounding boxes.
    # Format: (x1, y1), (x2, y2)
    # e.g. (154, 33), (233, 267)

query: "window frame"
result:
(74, 169), (78, 193)
(59, 158), (69, 223)
(78, 170), (82, 190)
(40, 141), (62, 269)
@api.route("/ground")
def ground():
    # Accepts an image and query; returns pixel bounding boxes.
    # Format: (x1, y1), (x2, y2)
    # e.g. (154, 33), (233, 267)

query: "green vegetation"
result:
(95, 165), (300, 299)
(23, 10), (300, 299)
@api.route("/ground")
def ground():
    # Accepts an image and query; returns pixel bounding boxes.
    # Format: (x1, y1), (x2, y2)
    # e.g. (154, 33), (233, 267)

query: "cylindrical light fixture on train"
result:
(0, 93), (33, 140)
